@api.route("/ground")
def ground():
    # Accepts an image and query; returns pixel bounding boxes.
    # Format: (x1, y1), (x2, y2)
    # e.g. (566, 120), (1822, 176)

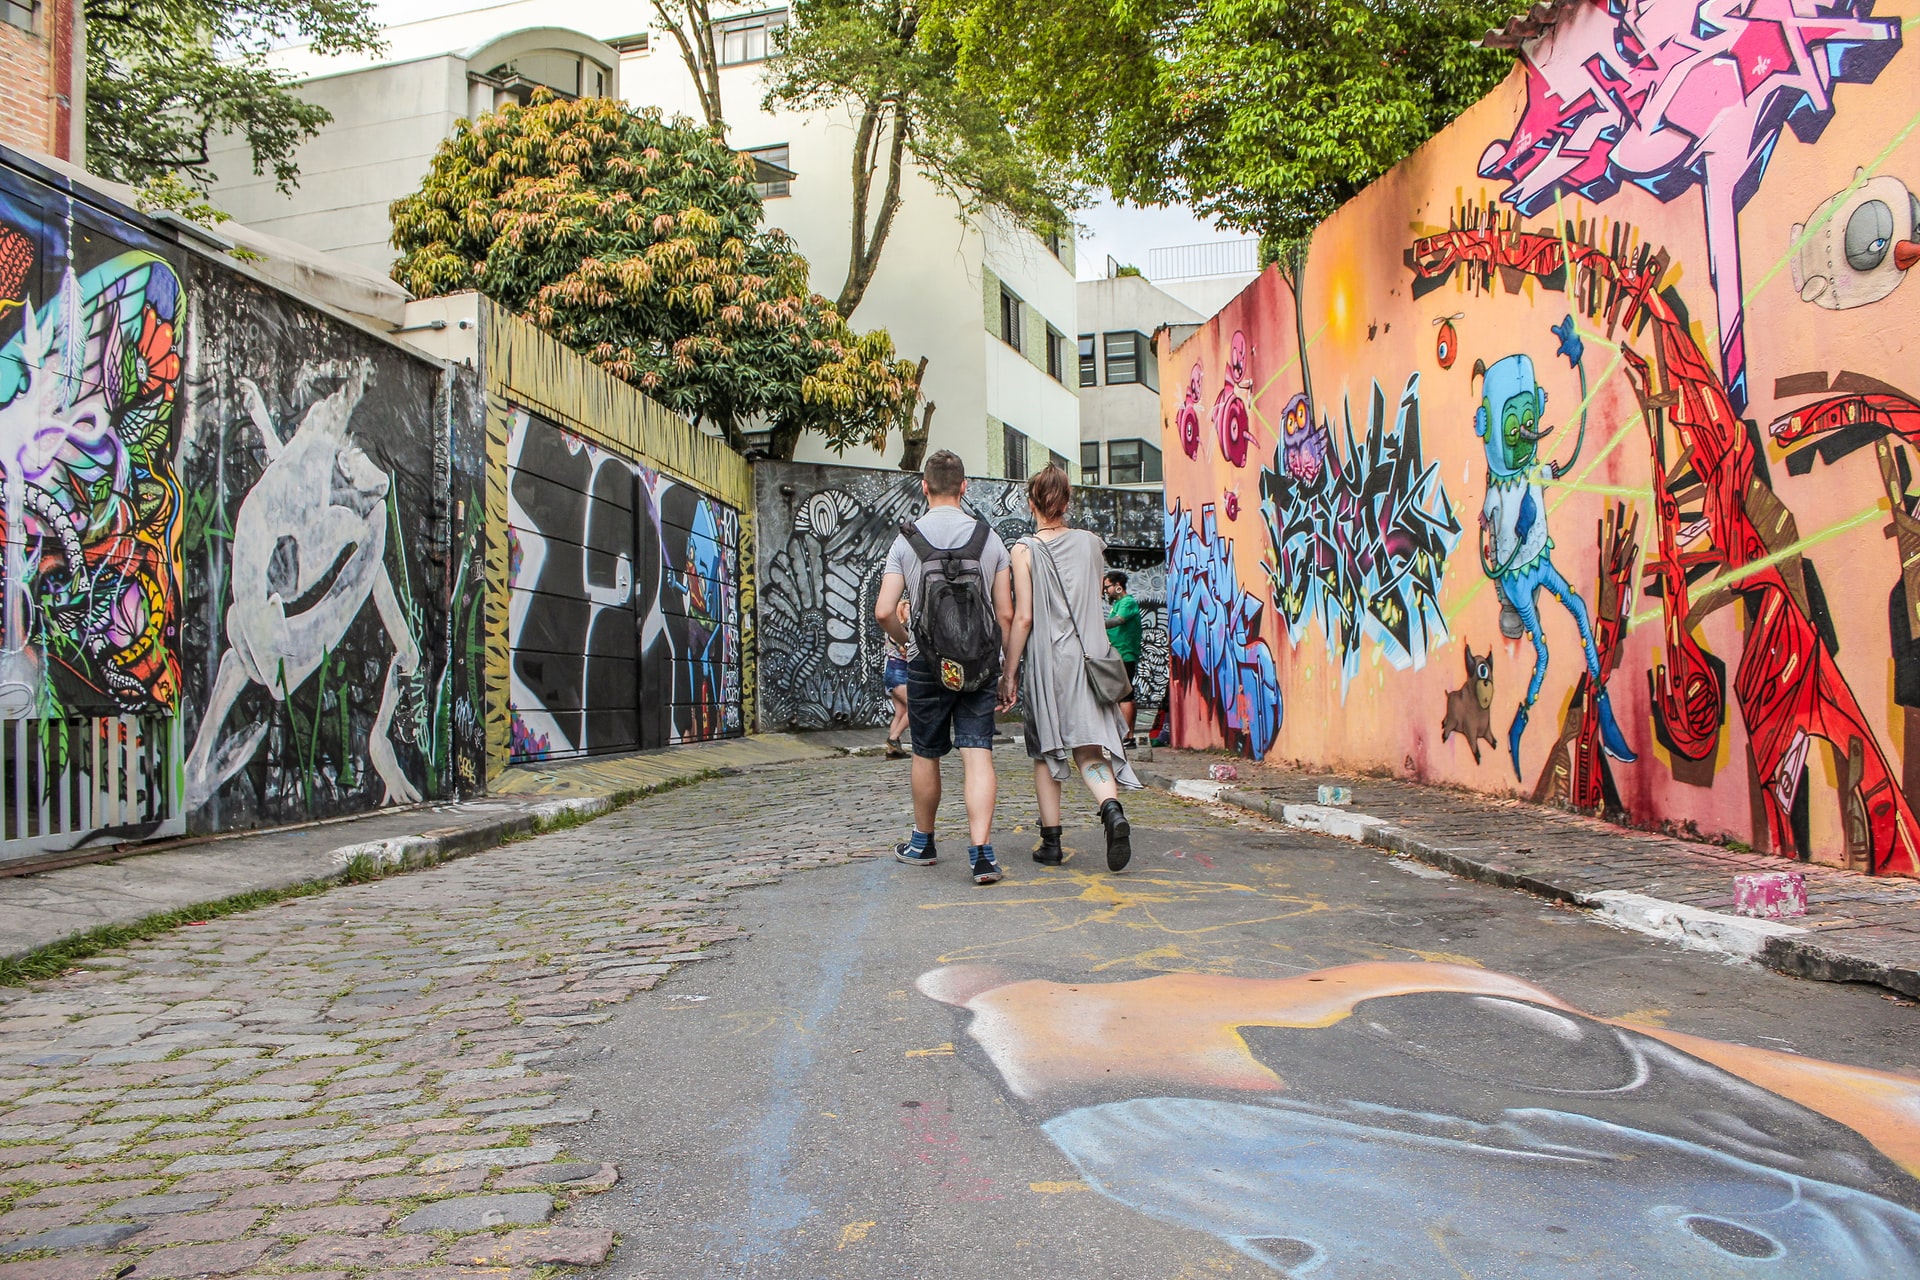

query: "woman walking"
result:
(1000, 464), (1139, 870)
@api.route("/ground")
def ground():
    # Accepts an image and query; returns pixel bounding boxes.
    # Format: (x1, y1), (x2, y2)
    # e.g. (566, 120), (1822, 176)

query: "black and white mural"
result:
(755, 462), (1166, 732)
(507, 409), (741, 761)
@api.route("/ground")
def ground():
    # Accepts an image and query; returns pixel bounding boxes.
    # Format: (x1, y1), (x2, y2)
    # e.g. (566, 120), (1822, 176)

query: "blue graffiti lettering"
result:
(1166, 502), (1281, 757)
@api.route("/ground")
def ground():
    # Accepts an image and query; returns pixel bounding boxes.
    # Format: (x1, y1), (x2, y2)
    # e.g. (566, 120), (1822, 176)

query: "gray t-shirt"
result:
(883, 504), (1011, 619)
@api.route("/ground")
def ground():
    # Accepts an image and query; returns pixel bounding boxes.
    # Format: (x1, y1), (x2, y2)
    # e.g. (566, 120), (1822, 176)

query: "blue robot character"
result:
(1475, 316), (1634, 779)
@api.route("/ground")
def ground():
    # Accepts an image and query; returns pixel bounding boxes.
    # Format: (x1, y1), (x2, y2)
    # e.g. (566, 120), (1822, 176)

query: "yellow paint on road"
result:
(906, 1042), (955, 1058)
(1029, 1180), (1090, 1194)
(836, 1221), (876, 1250)
(1613, 1007), (1670, 1028)
(1399, 949), (1486, 968)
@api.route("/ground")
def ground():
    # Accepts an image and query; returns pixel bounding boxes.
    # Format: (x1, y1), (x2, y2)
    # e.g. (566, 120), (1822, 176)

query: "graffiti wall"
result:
(179, 270), (486, 833)
(505, 409), (743, 761)
(1160, 0), (1920, 872)
(754, 462), (1167, 732)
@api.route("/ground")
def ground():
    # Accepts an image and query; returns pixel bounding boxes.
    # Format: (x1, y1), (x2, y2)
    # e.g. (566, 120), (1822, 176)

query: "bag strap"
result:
(899, 519), (940, 562)
(1030, 534), (1093, 662)
(959, 517), (991, 559)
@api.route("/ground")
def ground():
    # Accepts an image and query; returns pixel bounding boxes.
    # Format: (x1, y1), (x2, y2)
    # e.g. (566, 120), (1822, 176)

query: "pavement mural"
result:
(921, 961), (1920, 1276)
(1159, 0), (1920, 875)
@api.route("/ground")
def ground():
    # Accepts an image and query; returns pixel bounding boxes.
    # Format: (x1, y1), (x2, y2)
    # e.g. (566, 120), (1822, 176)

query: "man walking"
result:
(875, 451), (1013, 885)
(1104, 570), (1143, 742)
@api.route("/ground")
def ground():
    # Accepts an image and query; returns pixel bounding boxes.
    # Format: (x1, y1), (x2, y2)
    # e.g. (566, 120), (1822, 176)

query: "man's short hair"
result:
(1105, 570), (1129, 590)
(923, 450), (966, 497)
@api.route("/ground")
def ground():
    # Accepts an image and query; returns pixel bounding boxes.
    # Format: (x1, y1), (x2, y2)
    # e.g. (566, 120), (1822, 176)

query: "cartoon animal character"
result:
(184, 361), (423, 811)
(1441, 642), (1497, 763)
(1792, 172), (1920, 310)
(1213, 332), (1253, 467)
(1473, 317), (1634, 780)
(1434, 313), (1461, 368)
(1278, 392), (1328, 486)
(1175, 363), (1203, 458)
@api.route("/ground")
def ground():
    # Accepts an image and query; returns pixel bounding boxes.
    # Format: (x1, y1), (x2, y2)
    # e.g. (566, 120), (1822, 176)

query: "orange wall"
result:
(1160, 0), (1920, 874)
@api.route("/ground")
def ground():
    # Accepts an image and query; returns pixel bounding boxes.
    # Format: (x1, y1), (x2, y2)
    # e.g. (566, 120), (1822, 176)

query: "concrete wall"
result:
(754, 460), (1164, 731)
(1159, 0), (1920, 875)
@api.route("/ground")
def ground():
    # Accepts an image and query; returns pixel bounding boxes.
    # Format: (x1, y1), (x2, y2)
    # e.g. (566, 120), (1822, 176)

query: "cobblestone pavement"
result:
(1146, 747), (1920, 970)
(0, 760), (904, 1280)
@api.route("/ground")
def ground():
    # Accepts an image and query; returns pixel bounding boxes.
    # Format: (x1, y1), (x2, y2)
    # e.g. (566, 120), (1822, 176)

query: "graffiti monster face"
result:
(1475, 354), (1549, 477)
(1792, 172), (1920, 310)
(1176, 362), (1204, 459)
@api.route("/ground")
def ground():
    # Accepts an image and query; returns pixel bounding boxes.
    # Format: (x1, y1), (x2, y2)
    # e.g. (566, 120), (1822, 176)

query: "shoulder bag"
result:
(1031, 535), (1133, 705)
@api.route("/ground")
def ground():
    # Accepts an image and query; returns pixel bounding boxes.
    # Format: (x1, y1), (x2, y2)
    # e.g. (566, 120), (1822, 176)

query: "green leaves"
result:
(391, 95), (917, 456)
(85, 0), (386, 189)
(925, 0), (1527, 244)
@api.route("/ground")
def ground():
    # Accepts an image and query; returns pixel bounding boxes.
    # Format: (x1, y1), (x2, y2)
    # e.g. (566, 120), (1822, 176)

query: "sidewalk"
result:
(1138, 747), (1920, 998)
(0, 734), (838, 965)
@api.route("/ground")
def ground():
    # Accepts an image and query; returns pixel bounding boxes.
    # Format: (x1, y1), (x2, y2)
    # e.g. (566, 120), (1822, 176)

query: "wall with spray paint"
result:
(755, 461), (1167, 732)
(481, 301), (752, 773)
(179, 270), (487, 834)
(1161, 0), (1920, 873)
(0, 150), (191, 856)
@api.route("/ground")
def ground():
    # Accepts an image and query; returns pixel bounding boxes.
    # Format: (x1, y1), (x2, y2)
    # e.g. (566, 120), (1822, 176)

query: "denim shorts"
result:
(884, 656), (912, 691)
(906, 656), (997, 757)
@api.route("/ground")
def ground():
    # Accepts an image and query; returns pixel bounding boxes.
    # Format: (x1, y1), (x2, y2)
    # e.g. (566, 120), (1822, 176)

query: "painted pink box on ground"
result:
(1207, 763), (1239, 782)
(1733, 871), (1807, 919)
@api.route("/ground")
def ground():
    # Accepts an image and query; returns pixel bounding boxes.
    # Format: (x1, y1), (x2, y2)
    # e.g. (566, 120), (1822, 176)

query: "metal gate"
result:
(0, 714), (184, 867)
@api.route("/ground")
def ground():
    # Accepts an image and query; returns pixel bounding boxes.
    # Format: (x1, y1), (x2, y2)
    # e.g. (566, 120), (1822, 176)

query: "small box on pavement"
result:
(1733, 870), (1807, 919)
(1317, 785), (1352, 806)
(1208, 763), (1239, 781)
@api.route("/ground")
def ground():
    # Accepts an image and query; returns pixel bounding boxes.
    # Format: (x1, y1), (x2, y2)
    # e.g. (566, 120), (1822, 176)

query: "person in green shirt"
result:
(1104, 571), (1143, 741)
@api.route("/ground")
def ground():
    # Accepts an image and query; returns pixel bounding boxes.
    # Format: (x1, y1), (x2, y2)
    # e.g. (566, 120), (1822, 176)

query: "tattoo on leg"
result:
(1083, 760), (1114, 786)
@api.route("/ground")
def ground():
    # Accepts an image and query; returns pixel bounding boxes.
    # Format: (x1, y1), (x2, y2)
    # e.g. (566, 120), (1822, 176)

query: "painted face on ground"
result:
(920, 962), (1920, 1277)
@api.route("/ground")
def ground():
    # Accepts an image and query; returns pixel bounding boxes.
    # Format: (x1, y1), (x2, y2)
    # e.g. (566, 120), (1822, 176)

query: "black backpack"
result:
(901, 516), (1002, 692)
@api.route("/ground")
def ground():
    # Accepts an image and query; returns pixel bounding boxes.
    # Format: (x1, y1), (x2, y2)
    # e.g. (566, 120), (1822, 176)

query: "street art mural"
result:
(1160, 0), (1920, 873)
(755, 462), (1167, 732)
(0, 172), (183, 723)
(506, 409), (742, 762)
(180, 272), (485, 833)
(921, 961), (1920, 1276)
(1167, 501), (1281, 758)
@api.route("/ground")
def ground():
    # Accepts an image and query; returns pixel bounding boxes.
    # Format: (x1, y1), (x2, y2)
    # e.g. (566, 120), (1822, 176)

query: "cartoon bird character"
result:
(1475, 317), (1634, 779)
(1792, 171), (1920, 310)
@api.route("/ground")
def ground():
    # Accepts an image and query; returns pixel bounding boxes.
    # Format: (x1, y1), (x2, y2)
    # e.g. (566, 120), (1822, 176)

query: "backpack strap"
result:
(959, 517), (991, 559)
(898, 519), (941, 562)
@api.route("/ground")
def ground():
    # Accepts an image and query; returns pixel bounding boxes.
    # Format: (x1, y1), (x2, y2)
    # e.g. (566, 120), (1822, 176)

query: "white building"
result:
(1076, 243), (1257, 489)
(211, 0), (1080, 481)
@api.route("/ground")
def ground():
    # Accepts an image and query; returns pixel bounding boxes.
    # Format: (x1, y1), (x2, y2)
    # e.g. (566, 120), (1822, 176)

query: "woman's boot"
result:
(1032, 825), (1064, 866)
(1098, 799), (1131, 872)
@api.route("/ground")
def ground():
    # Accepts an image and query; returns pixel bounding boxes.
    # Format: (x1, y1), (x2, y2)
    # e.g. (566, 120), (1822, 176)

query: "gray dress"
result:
(1018, 529), (1141, 787)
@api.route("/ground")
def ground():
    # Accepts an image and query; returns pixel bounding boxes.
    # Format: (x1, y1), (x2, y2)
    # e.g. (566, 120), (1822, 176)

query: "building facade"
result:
(223, 0), (1079, 482)
(0, 0), (82, 162)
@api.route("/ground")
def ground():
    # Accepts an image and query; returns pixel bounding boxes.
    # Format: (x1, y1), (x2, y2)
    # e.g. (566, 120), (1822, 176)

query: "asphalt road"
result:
(551, 752), (1920, 1280)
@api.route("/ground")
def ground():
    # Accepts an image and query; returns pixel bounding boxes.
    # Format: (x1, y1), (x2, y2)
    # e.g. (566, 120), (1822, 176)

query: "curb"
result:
(1142, 771), (1920, 999)
(2, 772), (728, 975)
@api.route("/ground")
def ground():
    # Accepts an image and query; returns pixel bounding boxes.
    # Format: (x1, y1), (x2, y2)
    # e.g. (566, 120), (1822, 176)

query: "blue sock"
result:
(970, 843), (994, 862)
(909, 829), (933, 853)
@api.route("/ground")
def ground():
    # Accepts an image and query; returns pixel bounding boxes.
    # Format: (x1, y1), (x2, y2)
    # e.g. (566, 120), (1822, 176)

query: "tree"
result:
(764, 0), (1085, 317)
(390, 94), (918, 459)
(85, 0), (385, 190)
(648, 0), (727, 129)
(922, 0), (1529, 247)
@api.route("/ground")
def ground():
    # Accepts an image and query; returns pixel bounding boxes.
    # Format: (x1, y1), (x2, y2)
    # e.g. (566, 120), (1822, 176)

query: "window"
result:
(1004, 425), (1029, 480)
(745, 144), (791, 199)
(1080, 441), (1101, 486)
(1103, 331), (1158, 391)
(1045, 327), (1065, 382)
(999, 286), (1023, 350)
(1050, 450), (1068, 473)
(1078, 334), (1096, 387)
(1045, 228), (1063, 259)
(718, 9), (787, 65)
(2, 0), (34, 30)
(1107, 438), (1163, 485)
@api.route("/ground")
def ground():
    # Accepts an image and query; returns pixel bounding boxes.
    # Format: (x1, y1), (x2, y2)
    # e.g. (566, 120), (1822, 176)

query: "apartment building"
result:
(0, 0), (82, 163)
(216, 0), (1079, 480)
